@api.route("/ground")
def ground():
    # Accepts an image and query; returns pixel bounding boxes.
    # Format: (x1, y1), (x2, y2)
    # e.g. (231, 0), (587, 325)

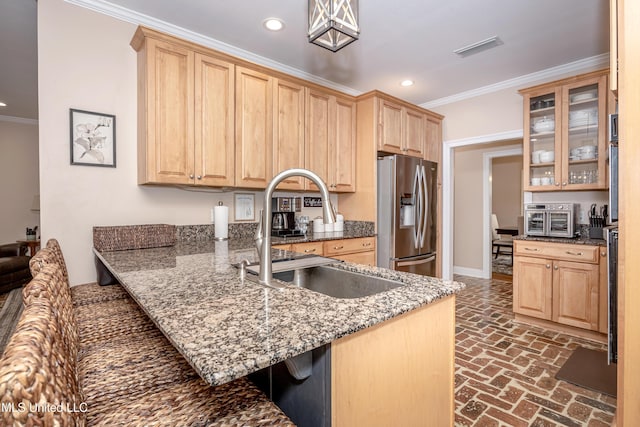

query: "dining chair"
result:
(492, 213), (514, 261)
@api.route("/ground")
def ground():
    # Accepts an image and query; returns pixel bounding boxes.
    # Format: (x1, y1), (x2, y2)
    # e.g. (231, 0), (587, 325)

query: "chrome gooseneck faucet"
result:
(255, 168), (336, 287)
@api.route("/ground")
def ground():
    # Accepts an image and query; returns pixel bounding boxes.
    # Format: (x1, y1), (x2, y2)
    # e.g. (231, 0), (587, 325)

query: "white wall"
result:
(0, 120), (40, 243)
(453, 141), (517, 273)
(38, 0), (340, 285)
(492, 155), (523, 227)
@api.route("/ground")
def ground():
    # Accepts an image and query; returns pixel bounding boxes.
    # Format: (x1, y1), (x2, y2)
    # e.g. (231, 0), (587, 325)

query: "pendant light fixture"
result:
(308, 0), (359, 52)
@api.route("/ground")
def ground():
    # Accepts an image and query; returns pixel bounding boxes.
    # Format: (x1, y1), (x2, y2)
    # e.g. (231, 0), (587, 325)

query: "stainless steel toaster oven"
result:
(524, 203), (576, 238)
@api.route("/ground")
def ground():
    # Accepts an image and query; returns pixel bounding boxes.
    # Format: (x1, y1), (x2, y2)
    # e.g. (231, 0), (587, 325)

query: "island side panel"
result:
(331, 295), (455, 427)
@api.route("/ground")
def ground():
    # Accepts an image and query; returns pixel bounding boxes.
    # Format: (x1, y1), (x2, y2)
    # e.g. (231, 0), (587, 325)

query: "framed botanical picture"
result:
(70, 109), (116, 167)
(234, 193), (255, 221)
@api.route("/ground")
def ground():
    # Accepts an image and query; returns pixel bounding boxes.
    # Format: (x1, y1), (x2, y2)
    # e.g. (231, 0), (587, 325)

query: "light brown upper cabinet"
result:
(195, 54), (235, 186)
(132, 30), (235, 186)
(331, 95), (357, 192)
(132, 26), (357, 192)
(377, 98), (425, 158)
(235, 66), (273, 188)
(272, 78), (306, 190)
(424, 116), (442, 164)
(520, 70), (609, 192)
(305, 89), (356, 192)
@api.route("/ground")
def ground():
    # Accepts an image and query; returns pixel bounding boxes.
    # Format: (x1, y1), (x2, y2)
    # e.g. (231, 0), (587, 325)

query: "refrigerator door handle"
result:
(396, 254), (436, 267)
(419, 165), (428, 247)
(412, 165), (421, 249)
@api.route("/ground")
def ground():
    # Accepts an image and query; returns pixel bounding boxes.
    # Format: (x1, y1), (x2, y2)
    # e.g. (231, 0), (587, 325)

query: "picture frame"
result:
(234, 193), (255, 221)
(70, 108), (116, 167)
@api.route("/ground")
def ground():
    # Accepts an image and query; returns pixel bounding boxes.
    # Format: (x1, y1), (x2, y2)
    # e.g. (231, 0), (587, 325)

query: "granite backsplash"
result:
(176, 221), (375, 242)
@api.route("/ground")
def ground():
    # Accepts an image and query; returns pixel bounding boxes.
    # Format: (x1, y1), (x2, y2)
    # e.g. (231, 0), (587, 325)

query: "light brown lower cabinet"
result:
(273, 237), (376, 266)
(323, 236), (375, 265)
(331, 295), (455, 426)
(513, 240), (607, 336)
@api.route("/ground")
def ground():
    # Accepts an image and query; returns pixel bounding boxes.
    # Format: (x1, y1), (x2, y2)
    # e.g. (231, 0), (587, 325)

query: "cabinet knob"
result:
(555, 182), (560, 186)
(197, 175), (202, 180)
(189, 174), (194, 179)
(601, 251), (606, 257)
(554, 265), (558, 270)
(562, 182), (567, 186)
(546, 264), (551, 269)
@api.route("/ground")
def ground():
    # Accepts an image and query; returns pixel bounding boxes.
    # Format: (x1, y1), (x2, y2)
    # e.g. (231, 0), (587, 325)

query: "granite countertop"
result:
(95, 239), (465, 387)
(514, 235), (606, 246)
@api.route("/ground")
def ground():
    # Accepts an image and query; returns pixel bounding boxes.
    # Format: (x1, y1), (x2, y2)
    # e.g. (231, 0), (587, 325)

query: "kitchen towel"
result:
(214, 203), (229, 240)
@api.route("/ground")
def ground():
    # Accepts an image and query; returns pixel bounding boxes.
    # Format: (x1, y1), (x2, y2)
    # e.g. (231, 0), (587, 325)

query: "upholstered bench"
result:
(0, 240), (294, 426)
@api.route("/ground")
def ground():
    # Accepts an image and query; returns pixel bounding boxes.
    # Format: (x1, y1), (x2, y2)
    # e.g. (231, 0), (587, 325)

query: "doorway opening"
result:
(443, 132), (523, 280)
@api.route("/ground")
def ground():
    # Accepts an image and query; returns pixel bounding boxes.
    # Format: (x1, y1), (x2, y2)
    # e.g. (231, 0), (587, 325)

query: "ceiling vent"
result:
(453, 36), (503, 58)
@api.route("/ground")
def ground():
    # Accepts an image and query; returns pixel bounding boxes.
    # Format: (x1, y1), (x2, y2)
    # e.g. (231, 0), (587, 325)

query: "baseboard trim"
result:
(452, 266), (487, 279)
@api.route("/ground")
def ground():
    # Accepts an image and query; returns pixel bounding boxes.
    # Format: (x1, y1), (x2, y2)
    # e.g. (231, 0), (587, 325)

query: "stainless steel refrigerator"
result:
(377, 154), (437, 276)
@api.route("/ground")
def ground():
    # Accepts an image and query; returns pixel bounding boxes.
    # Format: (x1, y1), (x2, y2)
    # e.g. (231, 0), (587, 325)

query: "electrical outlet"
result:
(578, 208), (586, 223)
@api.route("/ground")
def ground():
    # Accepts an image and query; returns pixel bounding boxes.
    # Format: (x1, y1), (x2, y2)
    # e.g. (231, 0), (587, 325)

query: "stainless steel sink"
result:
(273, 265), (403, 299)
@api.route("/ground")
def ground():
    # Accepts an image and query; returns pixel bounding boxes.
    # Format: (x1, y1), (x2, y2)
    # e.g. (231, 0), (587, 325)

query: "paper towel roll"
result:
(214, 204), (229, 240)
(214, 239), (228, 257)
(313, 217), (324, 233)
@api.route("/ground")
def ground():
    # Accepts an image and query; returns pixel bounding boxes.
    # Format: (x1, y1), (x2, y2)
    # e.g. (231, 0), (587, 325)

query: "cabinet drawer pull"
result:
(524, 247), (539, 251)
(333, 245), (344, 250)
(304, 248), (316, 253)
(362, 242), (372, 247)
(565, 250), (583, 256)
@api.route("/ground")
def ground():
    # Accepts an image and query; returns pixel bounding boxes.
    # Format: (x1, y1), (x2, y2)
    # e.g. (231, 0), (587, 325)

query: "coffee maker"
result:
(271, 197), (303, 237)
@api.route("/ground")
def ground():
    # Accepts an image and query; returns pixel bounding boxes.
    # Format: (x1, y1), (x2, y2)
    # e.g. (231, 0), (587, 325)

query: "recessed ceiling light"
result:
(400, 80), (414, 87)
(263, 18), (285, 31)
(0, 102), (6, 107)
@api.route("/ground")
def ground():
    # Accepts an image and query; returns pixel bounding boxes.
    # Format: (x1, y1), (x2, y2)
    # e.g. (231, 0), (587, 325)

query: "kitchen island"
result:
(95, 238), (465, 426)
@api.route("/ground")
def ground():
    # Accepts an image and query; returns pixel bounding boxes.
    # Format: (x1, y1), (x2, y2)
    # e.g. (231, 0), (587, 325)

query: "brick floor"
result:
(454, 275), (616, 426)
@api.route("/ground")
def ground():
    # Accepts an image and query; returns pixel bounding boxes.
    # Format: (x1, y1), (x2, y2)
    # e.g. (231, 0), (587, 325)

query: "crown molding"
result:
(64, 1), (609, 108)
(64, 0), (361, 96)
(444, 129), (523, 148)
(421, 53), (610, 109)
(0, 115), (39, 125)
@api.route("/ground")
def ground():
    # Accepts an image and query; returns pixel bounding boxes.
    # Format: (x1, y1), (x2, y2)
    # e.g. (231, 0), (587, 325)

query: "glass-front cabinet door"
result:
(561, 74), (608, 190)
(523, 87), (561, 191)
(521, 70), (609, 192)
